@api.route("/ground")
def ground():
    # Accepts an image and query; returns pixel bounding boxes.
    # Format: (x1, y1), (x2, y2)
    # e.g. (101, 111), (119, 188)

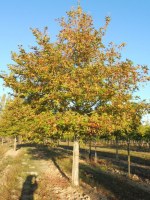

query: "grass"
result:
(60, 142), (150, 179)
(53, 143), (150, 200)
(79, 162), (150, 200)
(0, 143), (149, 200)
(0, 144), (10, 159)
(0, 149), (26, 200)
(0, 146), (41, 200)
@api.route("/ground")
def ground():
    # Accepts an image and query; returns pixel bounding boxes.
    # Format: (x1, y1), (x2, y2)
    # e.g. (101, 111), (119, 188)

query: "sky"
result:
(0, 0), (150, 105)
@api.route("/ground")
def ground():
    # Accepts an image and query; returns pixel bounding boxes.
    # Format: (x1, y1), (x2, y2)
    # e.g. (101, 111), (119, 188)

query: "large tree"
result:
(1, 5), (149, 186)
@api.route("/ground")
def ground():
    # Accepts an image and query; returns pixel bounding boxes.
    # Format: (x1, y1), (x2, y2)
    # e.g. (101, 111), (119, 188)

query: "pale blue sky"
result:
(0, 0), (150, 102)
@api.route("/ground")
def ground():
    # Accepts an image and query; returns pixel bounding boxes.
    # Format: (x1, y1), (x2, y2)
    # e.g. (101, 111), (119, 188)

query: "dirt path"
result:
(2, 147), (99, 200)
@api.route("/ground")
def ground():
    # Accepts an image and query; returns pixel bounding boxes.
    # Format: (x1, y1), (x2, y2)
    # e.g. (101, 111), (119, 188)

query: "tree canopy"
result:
(2, 6), (149, 138)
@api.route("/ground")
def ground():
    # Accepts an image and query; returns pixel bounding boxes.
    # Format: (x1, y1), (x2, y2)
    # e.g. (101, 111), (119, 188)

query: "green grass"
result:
(60, 142), (150, 178)
(53, 143), (150, 200)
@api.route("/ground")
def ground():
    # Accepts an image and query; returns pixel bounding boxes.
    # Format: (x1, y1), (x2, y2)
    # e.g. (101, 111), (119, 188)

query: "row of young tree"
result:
(0, 6), (149, 186)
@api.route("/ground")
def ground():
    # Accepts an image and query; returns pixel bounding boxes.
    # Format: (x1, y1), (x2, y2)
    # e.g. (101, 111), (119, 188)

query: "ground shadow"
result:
(51, 157), (70, 181)
(80, 163), (150, 200)
(60, 145), (150, 180)
(23, 144), (149, 180)
(19, 175), (38, 200)
(26, 144), (71, 181)
(79, 147), (150, 167)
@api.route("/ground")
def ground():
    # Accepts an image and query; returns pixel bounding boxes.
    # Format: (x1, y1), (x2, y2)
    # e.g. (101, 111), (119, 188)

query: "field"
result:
(0, 141), (149, 200)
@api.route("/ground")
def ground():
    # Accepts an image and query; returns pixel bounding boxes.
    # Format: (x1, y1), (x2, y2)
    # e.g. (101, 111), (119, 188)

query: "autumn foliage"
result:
(0, 5), (149, 186)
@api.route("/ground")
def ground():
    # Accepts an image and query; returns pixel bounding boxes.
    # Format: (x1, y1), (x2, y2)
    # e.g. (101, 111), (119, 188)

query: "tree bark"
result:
(94, 143), (97, 163)
(72, 139), (79, 186)
(148, 140), (150, 150)
(116, 135), (119, 160)
(127, 138), (131, 177)
(68, 139), (70, 146)
(89, 139), (92, 161)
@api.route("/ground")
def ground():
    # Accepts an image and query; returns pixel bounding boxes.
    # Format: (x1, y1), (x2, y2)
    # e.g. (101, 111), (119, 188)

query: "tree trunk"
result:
(14, 136), (17, 151)
(127, 139), (131, 177)
(72, 139), (79, 186)
(148, 140), (150, 150)
(94, 143), (97, 163)
(68, 139), (70, 146)
(116, 135), (119, 160)
(89, 139), (92, 161)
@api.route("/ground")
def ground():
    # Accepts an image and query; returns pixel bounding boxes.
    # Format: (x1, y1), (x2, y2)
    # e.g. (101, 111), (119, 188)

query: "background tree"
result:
(0, 97), (36, 150)
(138, 122), (150, 149)
(121, 102), (147, 177)
(0, 94), (7, 145)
